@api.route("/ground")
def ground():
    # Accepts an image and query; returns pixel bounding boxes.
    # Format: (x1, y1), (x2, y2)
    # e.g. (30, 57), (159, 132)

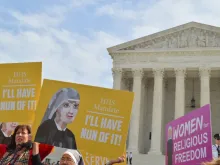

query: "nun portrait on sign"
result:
(34, 88), (80, 149)
(0, 122), (18, 145)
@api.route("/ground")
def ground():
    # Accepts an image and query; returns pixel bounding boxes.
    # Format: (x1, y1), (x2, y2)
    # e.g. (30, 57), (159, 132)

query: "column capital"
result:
(199, 67), (211, 77)
(132, 68), (144, 78)
(112, 67), (123, 77)
(153, 68), (164, 78)
(174, 68), (186, 77)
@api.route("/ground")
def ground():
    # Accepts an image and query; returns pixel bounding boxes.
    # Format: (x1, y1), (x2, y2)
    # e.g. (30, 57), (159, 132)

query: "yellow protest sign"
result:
(32, 79), (133, 159)
(0, 62), (42, 122)
(80, 146), (127, 165)
(80, 150), (126, 165)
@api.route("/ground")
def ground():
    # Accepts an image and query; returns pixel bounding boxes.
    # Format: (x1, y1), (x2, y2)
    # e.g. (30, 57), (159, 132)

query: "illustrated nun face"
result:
(3, 122), (18, 132)
(56, 99), (80, 124)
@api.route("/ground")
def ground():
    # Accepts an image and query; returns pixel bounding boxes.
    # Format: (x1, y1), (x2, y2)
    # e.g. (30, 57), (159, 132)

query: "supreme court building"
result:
(107, 22), (220, 158)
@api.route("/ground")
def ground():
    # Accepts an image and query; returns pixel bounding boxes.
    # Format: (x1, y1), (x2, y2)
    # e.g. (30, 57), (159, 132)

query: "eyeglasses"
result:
(60, 157), (75, 163)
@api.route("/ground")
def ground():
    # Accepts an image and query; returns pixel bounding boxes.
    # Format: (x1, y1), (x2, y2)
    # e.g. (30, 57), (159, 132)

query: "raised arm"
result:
(105, 156), (125, 165)
(31, 142), (54, 165)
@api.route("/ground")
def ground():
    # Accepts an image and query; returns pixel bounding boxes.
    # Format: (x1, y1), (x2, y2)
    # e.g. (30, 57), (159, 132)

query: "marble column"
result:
(112, 68), (123, 90)
(139, 78), (148, 153)
(199, 67), (211, 107)
(174, 68), (186, 119)
(149, 68), (164, 155)
(128, 68), (144, 153)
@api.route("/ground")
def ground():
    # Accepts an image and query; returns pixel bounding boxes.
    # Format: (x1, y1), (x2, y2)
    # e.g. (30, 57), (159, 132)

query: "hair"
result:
(7, 125), (31, 151)
(202, 158), (220, 165)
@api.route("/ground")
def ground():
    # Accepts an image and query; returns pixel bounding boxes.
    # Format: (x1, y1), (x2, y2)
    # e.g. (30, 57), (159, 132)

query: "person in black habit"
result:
(0, 122), (18, 145)
(167, 126), (173, 165)
(34, 88), (80, 149)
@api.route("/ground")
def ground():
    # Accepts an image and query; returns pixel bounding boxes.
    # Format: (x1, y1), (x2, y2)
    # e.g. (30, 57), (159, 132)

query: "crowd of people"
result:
(0, 124), (219, 165)
(0, 124), (125, 165)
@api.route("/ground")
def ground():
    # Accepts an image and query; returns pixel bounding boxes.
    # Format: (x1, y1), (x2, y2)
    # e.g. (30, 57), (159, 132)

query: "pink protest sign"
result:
(165, 104), (212, 165)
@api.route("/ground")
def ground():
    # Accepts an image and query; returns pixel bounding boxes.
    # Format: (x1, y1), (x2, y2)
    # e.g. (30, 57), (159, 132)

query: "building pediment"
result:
(107, 22), (220, 53)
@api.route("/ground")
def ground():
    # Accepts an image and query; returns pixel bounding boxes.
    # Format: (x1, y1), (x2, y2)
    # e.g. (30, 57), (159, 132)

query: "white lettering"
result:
(100, 118), (122, 131)
(85, 152), (108, 165)
(175, 147), (207, 163)
(173, 133), (208, 152)
(80, 128), (98, 141)
(173, 116), (204, 140)
(16, 88), (35, 98)
(0, 101), (16, 110)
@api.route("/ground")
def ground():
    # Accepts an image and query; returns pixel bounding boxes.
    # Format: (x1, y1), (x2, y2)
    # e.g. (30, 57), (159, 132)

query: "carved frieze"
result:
(120, 28), (220, 50)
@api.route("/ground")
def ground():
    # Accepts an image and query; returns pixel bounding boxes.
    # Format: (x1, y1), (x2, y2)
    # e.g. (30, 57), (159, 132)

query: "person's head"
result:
(168, 126), (172, 139)
(7, 125), (31, 150)
(214, 133), (220, 145)
(1, 122), (18, 132)
(60, 150), (83, 165)
(50, 88), (80, 125)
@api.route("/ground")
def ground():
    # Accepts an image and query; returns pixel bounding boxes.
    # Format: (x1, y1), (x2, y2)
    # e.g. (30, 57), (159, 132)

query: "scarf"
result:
(0, 148), (29, 165)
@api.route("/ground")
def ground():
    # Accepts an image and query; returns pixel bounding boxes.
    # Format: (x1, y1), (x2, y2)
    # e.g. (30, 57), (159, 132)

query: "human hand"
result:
(117, 155), (125, 163)
(106, 155), (125, 165)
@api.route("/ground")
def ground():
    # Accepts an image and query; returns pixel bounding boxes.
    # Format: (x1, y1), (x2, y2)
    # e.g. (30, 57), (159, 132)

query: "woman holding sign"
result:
(35, 88), (79, 149)
(0, 125), (54, 165)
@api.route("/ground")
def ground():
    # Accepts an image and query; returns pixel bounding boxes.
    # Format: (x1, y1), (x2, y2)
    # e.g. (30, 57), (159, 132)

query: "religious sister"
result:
(35, 88), (79, 150)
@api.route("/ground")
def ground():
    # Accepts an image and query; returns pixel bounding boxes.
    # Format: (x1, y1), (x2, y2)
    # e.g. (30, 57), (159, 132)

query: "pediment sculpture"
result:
(121, 27), (220, 50)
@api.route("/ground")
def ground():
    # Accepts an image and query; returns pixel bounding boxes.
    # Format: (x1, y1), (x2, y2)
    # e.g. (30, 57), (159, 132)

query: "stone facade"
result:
(107, 22), (220, 157)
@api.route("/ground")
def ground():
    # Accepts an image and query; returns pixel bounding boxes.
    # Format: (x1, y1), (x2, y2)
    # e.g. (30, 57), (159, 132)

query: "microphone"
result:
(20, 141), (33, 150)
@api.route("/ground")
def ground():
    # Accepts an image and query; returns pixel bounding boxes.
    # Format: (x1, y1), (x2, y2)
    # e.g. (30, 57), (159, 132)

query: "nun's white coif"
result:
(63, 149), (84, 165)
(41, 88), (80, 124)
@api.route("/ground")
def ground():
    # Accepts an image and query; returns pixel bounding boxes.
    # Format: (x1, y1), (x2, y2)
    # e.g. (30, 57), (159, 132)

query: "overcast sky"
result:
(0, 0), (220, 88)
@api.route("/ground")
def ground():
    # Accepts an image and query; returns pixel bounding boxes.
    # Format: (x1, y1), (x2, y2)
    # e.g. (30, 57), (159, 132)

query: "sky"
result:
(1, 0), (220, 88)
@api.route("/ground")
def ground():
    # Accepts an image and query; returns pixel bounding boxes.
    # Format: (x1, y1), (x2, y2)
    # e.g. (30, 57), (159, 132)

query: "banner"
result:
(165, 104), (212, 165)
(32, 79), (134, 159)
(0, 62), (42, 122)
